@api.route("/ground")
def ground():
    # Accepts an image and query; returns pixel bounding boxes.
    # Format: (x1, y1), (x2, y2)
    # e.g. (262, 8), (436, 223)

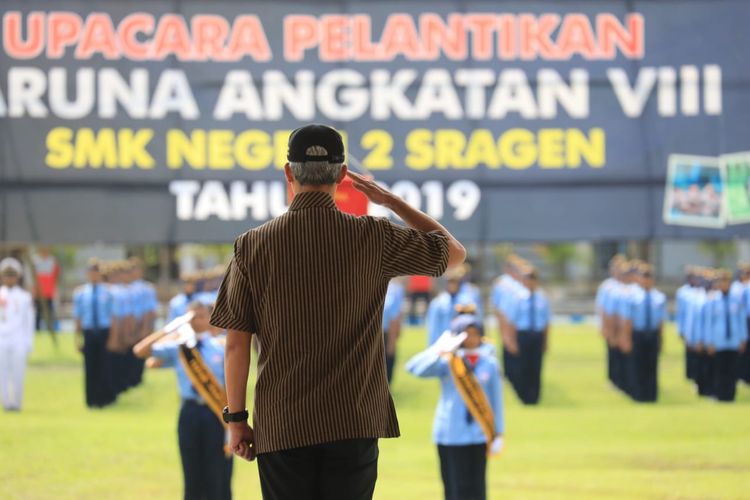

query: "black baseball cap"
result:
(287, 124), (345, 164)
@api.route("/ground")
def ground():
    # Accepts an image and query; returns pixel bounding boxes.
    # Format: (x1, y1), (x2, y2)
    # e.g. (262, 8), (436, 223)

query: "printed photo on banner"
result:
(720, 152), (750, 225)
(663, 155), (725, 228)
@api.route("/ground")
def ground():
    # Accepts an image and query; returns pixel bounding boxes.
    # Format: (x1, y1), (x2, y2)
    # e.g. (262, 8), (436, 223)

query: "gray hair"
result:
(289, 146), (343, 185)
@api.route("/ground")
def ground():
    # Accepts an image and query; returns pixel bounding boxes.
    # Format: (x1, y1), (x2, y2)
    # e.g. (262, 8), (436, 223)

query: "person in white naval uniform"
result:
(0, 258), (35, 411)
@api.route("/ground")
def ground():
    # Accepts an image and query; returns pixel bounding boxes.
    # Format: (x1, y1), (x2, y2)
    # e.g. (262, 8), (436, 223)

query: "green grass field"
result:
(1, 323), (749, 499)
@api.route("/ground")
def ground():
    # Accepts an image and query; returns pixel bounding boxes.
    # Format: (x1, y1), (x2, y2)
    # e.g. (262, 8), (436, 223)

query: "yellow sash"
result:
(447, 353), (496, 452)
(178, 343), (231, 456)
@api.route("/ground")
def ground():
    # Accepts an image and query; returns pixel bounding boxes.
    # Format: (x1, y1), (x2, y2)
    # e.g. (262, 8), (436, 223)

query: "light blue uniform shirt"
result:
(596, 278), (617, 310)
(703, 291), (748, 351)
(151, 334), (226, 401)
(620, 286), (666, 332)
(111, 284), (134, 319)
(168, 293), (194, 322)
(491, 274), (522, 313)
(675, 284), (694, 336)
(73, 283), (114, 330)
(130, 280), (157, 319)
(683, 289), (707, 346)
(426, 291), (477, 346)
(506, 289), (550, 332)
(730, 281), (750, 317)
(383, 282), (405, 330)
(406, 346), (504, 445)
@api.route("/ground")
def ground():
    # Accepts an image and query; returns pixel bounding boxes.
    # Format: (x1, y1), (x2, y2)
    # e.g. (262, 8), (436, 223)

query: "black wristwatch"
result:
(222, 406), (249, 423)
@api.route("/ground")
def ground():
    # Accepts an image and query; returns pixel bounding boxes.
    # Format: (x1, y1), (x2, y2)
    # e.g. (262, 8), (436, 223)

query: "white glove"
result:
(490, 436), (504, 456)
(432, 331), (467, 354)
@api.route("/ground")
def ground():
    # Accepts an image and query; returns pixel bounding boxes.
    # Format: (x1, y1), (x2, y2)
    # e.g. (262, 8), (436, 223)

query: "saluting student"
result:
(703, 269), (748, 402)
(383, 279), (405, 384)
(406, 310), (504, 500)
(619, 264), (666, 402)
(134, 301), (233, 500)
(73, 260), (116, 408)
(504, 269), (550, 405)
(0, 258), (35, 412)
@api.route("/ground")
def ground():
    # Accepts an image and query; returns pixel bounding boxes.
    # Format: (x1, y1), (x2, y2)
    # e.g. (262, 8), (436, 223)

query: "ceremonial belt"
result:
(447, 353), (496, 453)
(178, 344), (231, 456)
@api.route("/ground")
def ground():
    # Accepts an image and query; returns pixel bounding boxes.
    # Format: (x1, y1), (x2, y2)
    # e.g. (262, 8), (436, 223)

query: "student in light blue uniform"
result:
(383, 279), (405, 384)
(596, 255), (625, 386)
(406, 312), (504, 500)
(619, 264), (666, 402)
(687, 272), (715, 397)
(73, 260), (116, 408)
(134, 301), (233, 500)
(108, 262), (134, 395)
(504, 269), (550, 405)
(676, 267), (700, 381)
(603, 262), (637, 392)
(704, 269), (748, 402)
(129, 257), (158, 387)
(491, 262), (526, 385)
(426, 269), (476, 347)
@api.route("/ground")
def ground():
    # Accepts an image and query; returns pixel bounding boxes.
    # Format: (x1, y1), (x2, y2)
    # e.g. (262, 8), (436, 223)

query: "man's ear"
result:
(336, 164), (348, 184)
(284, 163), (294, 184)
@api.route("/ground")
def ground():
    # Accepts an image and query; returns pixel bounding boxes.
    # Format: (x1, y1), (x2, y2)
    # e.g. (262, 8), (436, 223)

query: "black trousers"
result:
(36, 298), (56, 331)
(83, 329), (115, 407)
(714, 350), (740, 402)
(124, 349), (144, 389)
(437, 444), (487, 500)
(516, 331), (544, 405)
(627, 331), (659, 402)
(739, 348), (750, 384)
(696, 351), (715, 397)
(685, 346), (698, 381)
(178, 401), (233, 500)
(502, 346), (518, 388)
(109, 351), (130, 395)
(606, 344), (615, 385)
(612, 349), (626, 392)
(257, 438), (378, 500)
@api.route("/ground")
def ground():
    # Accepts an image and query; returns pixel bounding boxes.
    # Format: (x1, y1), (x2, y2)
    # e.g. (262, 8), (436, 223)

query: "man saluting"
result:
(210, 124), (466, 500)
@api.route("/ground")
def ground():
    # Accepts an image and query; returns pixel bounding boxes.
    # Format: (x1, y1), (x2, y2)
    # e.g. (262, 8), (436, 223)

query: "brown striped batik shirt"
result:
(210, 191), (449, 454)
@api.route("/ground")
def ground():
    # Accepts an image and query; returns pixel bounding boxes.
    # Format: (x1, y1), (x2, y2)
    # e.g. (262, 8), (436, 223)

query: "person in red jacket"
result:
(32, 247), (60, 332)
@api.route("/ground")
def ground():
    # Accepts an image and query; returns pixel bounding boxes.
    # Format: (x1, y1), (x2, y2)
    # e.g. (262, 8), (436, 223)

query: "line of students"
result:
(72, 258), (157, 408)
(676, 264), (749, 402)
(491, 256), (551, 405)
(597, 257), (667, 402)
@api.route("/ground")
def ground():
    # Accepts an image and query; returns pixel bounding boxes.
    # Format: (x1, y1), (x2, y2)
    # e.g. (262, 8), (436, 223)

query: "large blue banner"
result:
(1, 1), (749, 242)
